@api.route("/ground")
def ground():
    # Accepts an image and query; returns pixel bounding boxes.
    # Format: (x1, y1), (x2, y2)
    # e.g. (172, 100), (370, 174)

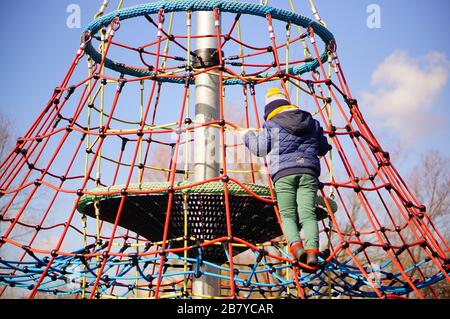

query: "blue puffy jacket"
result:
(244, 109), (330, 183)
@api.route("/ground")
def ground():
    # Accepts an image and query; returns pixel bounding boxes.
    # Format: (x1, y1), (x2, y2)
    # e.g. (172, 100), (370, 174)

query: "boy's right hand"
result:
(236, 128), (262, 134)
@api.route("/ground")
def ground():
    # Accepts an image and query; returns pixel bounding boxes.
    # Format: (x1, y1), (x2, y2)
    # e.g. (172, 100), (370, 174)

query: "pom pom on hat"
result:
(264, 88), (290, 120)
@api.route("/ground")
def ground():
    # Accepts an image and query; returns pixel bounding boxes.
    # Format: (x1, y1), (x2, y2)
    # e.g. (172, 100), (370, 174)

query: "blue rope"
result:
(1, 244), (445, 298)
(83, 0), (334, 84)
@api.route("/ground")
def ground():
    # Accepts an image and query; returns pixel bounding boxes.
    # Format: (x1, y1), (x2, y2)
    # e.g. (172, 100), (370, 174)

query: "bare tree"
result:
(0, 112), (41, 242)
(405, 150), (450, 298)
(0, 112), (12, 161)
(360, 150), (450, 299)
(319, 150), (450, 298)
(410, 151), (450, 229)
(0, 111), (14, 215)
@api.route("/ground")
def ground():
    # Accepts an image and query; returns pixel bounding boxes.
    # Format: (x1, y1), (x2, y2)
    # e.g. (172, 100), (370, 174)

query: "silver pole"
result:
(192, 10), (221, 298)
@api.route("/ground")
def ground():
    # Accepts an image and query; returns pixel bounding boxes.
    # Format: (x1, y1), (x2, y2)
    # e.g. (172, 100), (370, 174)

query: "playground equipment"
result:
(0, 0), (448, 299)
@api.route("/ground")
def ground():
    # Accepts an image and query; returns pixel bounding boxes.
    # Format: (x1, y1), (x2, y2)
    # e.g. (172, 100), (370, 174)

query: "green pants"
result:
(274, 174), (319, 250)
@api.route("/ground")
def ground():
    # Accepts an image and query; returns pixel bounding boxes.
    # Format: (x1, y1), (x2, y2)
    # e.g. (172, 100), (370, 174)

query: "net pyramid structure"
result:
(0, 0), (448, 299)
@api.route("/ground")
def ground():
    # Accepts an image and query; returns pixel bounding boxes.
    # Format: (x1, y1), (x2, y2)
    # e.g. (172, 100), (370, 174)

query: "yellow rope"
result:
(93, 10), (117, 292)
(138, 80), (145, 184)
(81, 214), (88, 298)
(81, 56), (97, 298)
(94, 1), (109, 20)
(228, 169), (265, 174)
(98, 154), (186, 173)
(94, 0), (124, 19)
(327, 52), (335, 199)
(96, 13), (112, 184)
(237, 21), (245, 76)
(161, 13), (175, 71)
(285, 22), (291, 95)
(105, 122), (179, 133)
(110, 237), (282, 248)
(287, 79), (318, 100)
(117, 0), (124, 11)
(287, 0), (314, 112)
(325, 52), (335, 300)
(285, 244), (291, 297)
(288, 0), (312, 59)
(135, 77), (142, 296)
(135, 236), (140, 298)
(182, 11), (193, 298)
(90, 0), (127, 296)
(308, 0), (328, 27)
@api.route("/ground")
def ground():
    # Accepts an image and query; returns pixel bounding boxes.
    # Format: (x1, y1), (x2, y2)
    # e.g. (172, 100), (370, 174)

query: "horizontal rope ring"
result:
(83, 0), (335, 84)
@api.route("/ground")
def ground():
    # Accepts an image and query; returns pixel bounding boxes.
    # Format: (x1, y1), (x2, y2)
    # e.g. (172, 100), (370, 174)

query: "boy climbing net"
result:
(244, 88), (331, 268)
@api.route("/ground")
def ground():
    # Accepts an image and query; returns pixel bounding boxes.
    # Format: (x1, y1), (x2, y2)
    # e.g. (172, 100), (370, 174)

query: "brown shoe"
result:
(306, 249), (319, 268)
(290, 242), (306, 263)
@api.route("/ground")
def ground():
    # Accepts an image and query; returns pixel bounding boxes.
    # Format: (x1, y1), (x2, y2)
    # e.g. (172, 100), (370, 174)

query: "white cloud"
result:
(361, 50), (450, 144)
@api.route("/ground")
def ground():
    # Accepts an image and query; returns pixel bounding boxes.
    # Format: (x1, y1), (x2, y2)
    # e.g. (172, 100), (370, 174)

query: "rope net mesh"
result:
(0, 0), (448, 299)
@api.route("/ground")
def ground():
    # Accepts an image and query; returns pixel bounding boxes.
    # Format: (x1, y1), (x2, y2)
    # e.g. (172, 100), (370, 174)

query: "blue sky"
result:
(0, 0), (449, 178)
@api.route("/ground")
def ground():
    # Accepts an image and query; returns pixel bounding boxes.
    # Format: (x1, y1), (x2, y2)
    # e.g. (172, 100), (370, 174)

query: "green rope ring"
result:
(77, 181), (338, 218)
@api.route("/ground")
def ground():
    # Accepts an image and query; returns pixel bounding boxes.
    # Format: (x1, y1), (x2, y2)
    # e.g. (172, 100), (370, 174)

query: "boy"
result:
(244, 88), (331, 267)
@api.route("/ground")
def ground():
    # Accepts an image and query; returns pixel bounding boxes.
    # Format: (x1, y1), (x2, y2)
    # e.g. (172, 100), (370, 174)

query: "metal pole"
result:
(192, 10), (221, 298)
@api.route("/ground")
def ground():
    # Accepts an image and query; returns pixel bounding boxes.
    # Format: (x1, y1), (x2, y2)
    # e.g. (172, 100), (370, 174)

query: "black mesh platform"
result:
(77, 182), (337, 263)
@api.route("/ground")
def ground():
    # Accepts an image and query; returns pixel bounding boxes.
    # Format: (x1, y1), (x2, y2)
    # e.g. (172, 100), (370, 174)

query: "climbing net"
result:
(0, 0), (448, 299)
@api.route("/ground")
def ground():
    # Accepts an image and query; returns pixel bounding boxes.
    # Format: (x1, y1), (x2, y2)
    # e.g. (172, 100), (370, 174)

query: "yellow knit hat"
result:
(264, 88), (294, 120)
(266, 88), (284, 98)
